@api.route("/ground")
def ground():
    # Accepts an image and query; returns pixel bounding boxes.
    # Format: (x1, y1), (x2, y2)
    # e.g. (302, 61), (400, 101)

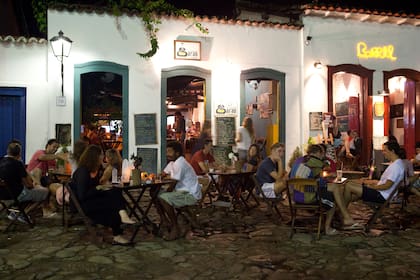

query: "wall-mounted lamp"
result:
(314, 61), (323, 69)
(50, 30), (73, 104)
(247, 79), (261, 90)
(377, 90), (389, 96)
(305, 36), (312, 46)
(374, 102), (385, 117)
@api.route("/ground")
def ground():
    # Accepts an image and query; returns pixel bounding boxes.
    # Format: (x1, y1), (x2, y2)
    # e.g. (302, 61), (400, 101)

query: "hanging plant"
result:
(32, 0), (209, 59)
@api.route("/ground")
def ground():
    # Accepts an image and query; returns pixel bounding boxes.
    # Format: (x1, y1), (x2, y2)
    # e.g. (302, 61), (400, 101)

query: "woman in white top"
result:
(236, 117), (255, 161)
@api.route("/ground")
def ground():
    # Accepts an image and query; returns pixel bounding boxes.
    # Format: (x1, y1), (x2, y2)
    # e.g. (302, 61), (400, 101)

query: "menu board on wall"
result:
(212, 146), (232, 165)
(136, 148), (157, 174)
(215, 117), (236, 146)
(134, 113), (157, 145)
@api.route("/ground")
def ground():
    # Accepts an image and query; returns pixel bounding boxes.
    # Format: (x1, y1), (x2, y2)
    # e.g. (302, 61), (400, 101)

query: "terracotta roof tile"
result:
(0, 35), (47, 44)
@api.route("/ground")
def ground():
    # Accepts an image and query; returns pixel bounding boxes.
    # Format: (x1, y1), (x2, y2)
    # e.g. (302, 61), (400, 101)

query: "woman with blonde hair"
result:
(100, 148), (122, 185)
(236, 117), (255, 161)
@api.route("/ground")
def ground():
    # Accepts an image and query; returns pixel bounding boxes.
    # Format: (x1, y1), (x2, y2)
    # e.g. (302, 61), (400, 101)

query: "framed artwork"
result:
(56, 124), (71, 146)
(309, 112), (323, 130)
(396, 118), (404, 128)
(174, 40), (201, 60)
(390, 104), (403, 118)
(336, 116), (349, 132)
(335, 101), (349, 117)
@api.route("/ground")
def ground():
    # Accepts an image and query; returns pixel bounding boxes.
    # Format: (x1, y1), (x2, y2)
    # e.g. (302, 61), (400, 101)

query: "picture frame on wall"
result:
(335, 101), (349, 117)
(56, 124), (71, 146)
(309, 112), (323, 130)
(174, 40), (201, 60)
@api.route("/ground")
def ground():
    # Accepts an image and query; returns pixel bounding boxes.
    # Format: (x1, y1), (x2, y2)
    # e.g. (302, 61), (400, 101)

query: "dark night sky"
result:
(1, 0), (418, 37)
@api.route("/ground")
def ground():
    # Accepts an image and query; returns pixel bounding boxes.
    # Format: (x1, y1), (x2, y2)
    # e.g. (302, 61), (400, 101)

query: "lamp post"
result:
(50, 30), (73, 99)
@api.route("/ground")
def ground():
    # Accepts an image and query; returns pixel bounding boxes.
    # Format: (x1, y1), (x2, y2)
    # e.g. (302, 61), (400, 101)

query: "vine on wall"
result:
(32, 0), (209, 58)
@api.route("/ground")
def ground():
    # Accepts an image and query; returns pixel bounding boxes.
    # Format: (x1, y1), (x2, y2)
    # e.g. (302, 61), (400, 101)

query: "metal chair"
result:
(286, 178), (324, 240)
(0, 178), (38, 232)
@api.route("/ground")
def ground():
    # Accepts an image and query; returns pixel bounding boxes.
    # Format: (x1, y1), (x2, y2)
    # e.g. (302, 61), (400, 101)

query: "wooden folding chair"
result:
(64, 182), (104, 244)
(364, 179), (404, 232)
(0, 178), (39, 232)
(176, 177), (211, 229)
(286, 178), (324, 240)
(251, 175), (284, 220)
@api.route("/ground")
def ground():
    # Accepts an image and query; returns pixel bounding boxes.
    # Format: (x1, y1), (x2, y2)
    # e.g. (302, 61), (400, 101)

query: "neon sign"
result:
(356, 41), (397, 61)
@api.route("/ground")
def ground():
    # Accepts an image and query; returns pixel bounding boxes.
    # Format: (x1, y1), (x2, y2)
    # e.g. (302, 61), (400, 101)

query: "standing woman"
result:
(71, 145), (135, 245)
(236, 117), (255, 161)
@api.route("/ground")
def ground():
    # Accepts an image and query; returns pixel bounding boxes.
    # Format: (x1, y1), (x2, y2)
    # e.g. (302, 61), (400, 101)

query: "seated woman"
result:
(243, 144), (261, 172)
(99, 148), (122, 185)
(71, 144), (135, 245)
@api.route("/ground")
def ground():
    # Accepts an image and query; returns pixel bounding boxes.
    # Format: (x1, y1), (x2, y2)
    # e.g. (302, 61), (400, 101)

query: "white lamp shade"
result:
(50, 30), (72, 58)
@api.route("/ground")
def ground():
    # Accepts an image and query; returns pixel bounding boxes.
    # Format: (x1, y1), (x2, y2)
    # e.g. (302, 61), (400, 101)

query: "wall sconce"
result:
(50, 30), (73, 105)
(314, 61), (323, 69)
(247, 79), (260, 90)
(305, 36), (312, 46)
(377, 90), (389, 96)
(374, 102), (385, 117)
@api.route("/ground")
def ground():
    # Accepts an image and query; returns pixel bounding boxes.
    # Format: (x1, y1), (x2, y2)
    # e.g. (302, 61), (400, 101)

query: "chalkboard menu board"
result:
(134, 114), (157, 145)
(215, 117), (236, 146)
(212, 146), (232, 165)
(137, 148), (158, 174)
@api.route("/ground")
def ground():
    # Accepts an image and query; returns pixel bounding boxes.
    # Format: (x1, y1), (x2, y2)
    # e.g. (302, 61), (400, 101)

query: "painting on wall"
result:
(309, 112), (323, 130)
(56, 124), (71, 146)
(335, 101), (349, 117)
(257, 92), (273, 119)
(390, 104), (404, 118)
(396, 118), (404, 128)
(336, 116), (349, 132)
(246, 103), (254, 115)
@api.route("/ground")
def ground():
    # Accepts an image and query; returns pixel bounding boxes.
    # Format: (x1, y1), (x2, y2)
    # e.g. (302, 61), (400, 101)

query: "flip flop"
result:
(342, 222), (364, 230)
(325, 228), (339, 236)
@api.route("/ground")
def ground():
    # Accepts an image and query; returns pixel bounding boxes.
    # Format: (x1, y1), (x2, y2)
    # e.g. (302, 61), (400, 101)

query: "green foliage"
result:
(288, 146), (303, 170)
(32, 0), (209, 59)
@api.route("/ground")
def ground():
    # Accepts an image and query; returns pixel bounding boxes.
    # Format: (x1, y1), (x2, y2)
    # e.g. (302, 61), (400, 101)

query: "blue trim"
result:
(74, 61), (129, 158)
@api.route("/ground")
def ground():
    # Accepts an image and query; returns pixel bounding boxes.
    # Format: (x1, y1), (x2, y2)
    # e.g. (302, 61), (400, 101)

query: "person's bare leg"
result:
(159, 199), (180, 240)
(325, 207), (337, 235)
(274, 180), (286, 195)
(327, 183), (355, 226)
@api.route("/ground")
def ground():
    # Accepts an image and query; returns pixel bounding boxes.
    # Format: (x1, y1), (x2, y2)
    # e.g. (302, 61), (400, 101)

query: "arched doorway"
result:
(240, 68), (286, 150)
(74, 61), (129, 158)
(383, 69), (420, 159)
(161, 66), (211, 169)
(327, 64), (374, 167)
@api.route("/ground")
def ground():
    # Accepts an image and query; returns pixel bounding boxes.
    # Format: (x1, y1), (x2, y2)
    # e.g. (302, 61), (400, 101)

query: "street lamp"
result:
(50, 30), (73, 100)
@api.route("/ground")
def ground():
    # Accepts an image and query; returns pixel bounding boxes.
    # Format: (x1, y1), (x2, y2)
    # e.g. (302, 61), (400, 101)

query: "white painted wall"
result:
(0, 41), (49, 159)
(46, 10), (302, 167)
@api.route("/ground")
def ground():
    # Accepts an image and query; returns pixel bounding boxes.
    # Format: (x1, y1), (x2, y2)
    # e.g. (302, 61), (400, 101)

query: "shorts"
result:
(362, 185), (385, 203)
(318, 185), (335, 209)
(18, 185), (49, 202)
(159, 190), (197, 207)
(261, 183), (276, 198)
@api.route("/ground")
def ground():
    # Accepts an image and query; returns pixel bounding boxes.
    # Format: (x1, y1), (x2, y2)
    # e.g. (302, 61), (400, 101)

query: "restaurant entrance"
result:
(240, 68), (286, 153)
(327, 64), (374, 168)
(384, 69), (420, 159)
(74, 61), (129, 158)
(161, 66), (212, 168)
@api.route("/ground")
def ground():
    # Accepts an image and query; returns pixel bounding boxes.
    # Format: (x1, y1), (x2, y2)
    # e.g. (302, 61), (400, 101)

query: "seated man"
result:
(335, 141), (405, 228)
(190, 139), (216, 175)
(157, 141), (202, 241)
(255, 142), (287, 198)
(27, 138), (68, 187)
(289, 144), (342, 235)
(0, 140), (49, 222)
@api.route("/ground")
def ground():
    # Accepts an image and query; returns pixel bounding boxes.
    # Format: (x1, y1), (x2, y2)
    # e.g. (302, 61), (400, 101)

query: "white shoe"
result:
(112, 235), (131, 245)
(119, 210), (136, 224)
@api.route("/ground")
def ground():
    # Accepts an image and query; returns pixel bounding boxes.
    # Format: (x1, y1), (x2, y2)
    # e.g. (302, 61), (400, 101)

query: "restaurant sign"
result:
(356, 41), (397, 61)
(174, 40), (201, 60)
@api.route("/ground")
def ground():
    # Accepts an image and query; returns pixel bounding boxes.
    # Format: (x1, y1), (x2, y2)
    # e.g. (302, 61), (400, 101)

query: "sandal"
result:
(342, 222), (364, 230)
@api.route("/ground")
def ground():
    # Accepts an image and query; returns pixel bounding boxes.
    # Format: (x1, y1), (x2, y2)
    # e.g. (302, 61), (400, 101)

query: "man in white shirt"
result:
(338, 141), (405, 229)
(158, 141), (201, 240)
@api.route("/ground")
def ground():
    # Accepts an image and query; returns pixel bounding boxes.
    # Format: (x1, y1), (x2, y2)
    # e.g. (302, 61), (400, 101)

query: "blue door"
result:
(0, 87), (26, 162)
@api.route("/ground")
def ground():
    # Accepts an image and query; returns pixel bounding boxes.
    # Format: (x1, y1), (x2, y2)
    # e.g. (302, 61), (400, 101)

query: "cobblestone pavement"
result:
(1, 196), (420, 280)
